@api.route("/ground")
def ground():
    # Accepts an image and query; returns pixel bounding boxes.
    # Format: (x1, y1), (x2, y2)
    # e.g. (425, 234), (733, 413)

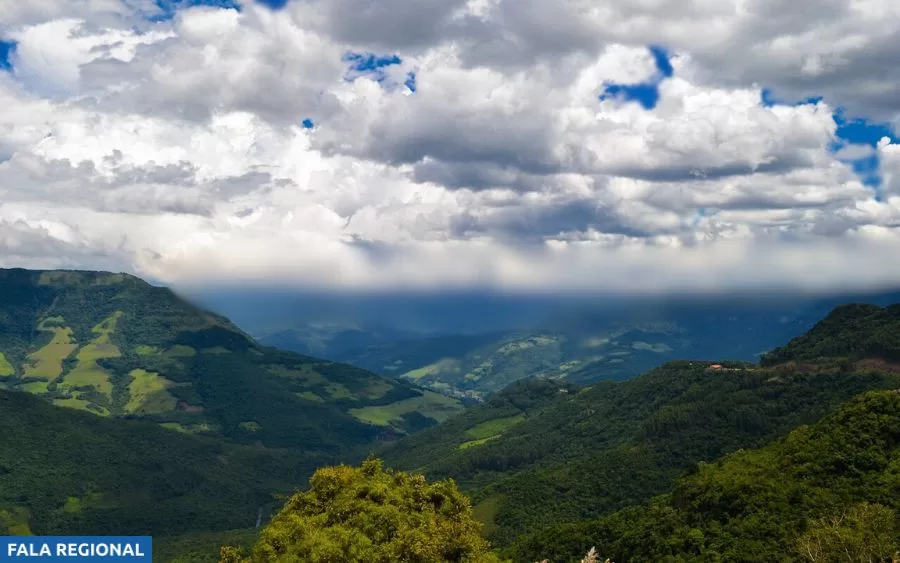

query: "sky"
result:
(1, 0), (900, 294)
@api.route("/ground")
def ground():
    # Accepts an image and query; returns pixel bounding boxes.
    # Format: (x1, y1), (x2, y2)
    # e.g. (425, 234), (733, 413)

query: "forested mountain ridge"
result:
(0, 268), (462, 447)
(381, 303), (900, 553)
(761, 302), (900, 366)
(509, 389), (900, 562)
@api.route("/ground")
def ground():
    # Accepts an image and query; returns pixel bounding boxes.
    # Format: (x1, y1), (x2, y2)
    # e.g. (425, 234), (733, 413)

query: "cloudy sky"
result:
(1, 0), (900, 294)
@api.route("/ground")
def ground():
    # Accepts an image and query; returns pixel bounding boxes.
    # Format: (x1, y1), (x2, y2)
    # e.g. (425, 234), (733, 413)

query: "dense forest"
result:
(383, 359), (900, 549)
(223, 388), (900, 561)
(508, 390), (900, 562)
(0, 389), (303, 538)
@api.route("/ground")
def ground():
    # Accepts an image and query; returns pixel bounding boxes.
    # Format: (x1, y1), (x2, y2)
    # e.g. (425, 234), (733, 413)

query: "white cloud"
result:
(0, 0), (899, 294)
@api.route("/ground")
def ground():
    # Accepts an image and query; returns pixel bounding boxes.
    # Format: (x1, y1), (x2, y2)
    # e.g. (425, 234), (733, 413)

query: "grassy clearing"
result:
(0, 506), (33, 535)
(53, 397), (104, 415)
(22, 326), (77, 381)
(134, 345), (161, 356)
(21, 381), (50, 394)
(360, 378), (393, 400)
(459, 435), (501, 450)
(496, 335), (558, 355)
(238, 421), (261, 432)
(0, 353), (14, 377)
(324, 383), (354, 400)
(165, 345), (196, 357)
(464, 414), (526, 440)
(349, 391), (463, 427)
(91, 273), (127, 285)
(62, 497), (82, 514)
(92, 312), (122, 334)
(402, 358), (461, 380)
(125, 369), (178, 414)
(63, 346), (117, 399)
(60, 312), (123, 404)
(53, 397), (90, 411)
(37, 271), (82, 285)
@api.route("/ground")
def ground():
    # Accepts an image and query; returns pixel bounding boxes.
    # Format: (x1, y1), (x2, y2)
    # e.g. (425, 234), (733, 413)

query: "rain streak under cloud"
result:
(1, 0), (900, 293)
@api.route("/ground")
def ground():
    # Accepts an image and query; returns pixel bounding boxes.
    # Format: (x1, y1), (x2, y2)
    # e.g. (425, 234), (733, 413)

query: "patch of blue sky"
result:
(0, 40), (16, 72)
(832, 111), (897, 198)
(148, 0), (241, 22)
(599, 45), (672, 110)
(343, 52), (403, 83)
(342, 51), (417, 95)
(691, 207), (708, 228)
(760, 89), (898, 198)
(759, 88), (823, 108)
(254, 0), (290, 8)
(404, 71), (417, 93)
(649, 45), (673, 78)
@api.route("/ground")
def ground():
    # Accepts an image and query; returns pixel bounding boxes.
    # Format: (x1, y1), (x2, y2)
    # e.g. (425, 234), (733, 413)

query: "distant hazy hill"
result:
(0, 268), (462, 445)
(275, 296), (898, 399)
(381, 303), (900, 550)
(257, 324), (418, 359)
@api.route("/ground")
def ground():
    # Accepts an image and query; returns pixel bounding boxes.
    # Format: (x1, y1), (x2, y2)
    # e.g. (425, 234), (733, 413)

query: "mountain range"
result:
(1, 267), (899, 561)
(254, 291), (900, 400)
(380, 303), (900, 559)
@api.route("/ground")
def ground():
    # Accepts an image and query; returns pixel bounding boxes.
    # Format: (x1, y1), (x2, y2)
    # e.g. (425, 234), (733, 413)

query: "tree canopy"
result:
(221, 458), (498, 563)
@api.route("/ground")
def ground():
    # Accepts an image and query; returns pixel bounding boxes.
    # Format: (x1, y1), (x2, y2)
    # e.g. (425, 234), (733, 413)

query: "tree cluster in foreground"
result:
(220, 458), (499, 562)
(225, 392), (900, 562)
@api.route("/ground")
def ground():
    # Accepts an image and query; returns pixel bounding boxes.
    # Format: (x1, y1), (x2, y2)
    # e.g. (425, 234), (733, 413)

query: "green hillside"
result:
(761, 303), (900, 366)
(0, 388), (302, 538)
(330, 326), (690, 400)
(510, 389), (900, 562)
(319, 301), (855, 399)
(0, 267), (466, 544)
(382, 344), (900, 548)
(0, 268), (461, 445)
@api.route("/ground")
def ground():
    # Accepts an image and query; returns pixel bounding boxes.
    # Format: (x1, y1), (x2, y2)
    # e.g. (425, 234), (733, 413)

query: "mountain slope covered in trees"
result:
(381, 303), (900, 552)
(0, 388), (302, 538)
(0, 268), (468, 541)
(510, 389), (900, 562)
(0, 268), (462, 447)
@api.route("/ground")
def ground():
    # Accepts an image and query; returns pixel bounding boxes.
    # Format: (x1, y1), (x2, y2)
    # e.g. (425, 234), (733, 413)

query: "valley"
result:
(257, 292), (900, 400)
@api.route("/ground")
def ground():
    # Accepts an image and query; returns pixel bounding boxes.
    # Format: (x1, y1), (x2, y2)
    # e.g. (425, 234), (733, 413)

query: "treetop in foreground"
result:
(221, 458), (498, 563)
